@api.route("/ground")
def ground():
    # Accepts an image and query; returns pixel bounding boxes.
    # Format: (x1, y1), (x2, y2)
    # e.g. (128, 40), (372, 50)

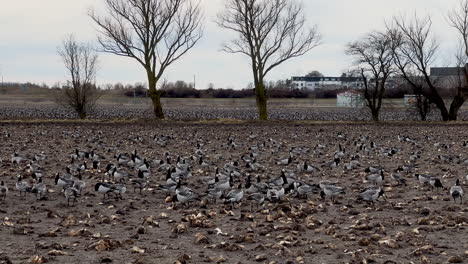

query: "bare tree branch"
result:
(391, 13), (466, 121)
(346, 30), (395, 121)
(57, 35), (101, 119)
(217, 0), (320, 120)
(89, 0), (204, 119)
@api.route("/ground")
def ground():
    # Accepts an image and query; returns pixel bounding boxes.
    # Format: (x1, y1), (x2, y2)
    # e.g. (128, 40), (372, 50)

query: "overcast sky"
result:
(0, 0), (461, 89)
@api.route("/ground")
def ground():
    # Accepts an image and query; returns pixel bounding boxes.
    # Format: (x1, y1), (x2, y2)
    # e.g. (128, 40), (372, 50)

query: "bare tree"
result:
(346, 31), (395, 121)
(217, 0), (320, 120)
(387, 27), (432, 121)
(58, 35), (100, 119)
(89, 0), (204, 119)
(449, 0), (468, 100)
(390, 14), (466, 121)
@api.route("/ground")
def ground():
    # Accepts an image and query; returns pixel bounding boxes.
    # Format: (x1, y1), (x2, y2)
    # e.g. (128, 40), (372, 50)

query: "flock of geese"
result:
(2, 104), (465, 121)
(0, 133), (466, 210)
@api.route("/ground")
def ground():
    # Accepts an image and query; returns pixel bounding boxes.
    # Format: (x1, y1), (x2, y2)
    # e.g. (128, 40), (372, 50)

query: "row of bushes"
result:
(122, 85), (429, 99)
(124, 86), (312, 98)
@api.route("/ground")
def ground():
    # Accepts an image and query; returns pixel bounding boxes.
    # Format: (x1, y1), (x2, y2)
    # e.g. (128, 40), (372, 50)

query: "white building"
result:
(291, 76), (364, 90)
(404, 95), (419, 106)
(337, 91), (364, 108)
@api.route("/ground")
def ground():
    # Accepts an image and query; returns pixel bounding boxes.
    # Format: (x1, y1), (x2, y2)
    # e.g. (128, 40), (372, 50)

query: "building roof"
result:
(430, 67), (464, 77)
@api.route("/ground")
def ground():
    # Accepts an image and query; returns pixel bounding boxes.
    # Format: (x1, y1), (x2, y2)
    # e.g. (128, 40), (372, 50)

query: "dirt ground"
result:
(0, 122), (467, 264)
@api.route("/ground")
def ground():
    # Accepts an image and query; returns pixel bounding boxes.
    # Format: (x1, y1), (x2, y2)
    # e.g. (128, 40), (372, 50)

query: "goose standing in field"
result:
(209, 173), (232, 191)
(31, 178), (47, 200)
(95, 182), (115, 199)
(137, 159), (150, 172)
(319, 180), (338, 189)
(113, 179), (127, 200)
(63, 167), (74, 180)
(11, 152), (25, 165)
(206, 187), (224, 203)
(0, 181), (8, 201)
(335, 144), (346, 158)
(16, 176), (31, 197)
(176, 156), (189, 171)
(365, 166), (383, 174)
(31, 170), (44, 181)
(358, 187), (386, 204)
(128, 154), (143, 168)
(449, 179), (464, 203)
(320, 185), (345, 203)
(131, 170), (148, 194)
(105, 163), (115, 174)
(77, 161), (88, 173)
(268, 170), (293, 188)
(157, 179), (180, 193)
(247, 192), (265, 212)
(414, 173), (432, 184)
(299, 161), (320, 173)
(110, 167), (130, 182)
(277, 155), (292, 166)
(428, 178), (444, 192)
(396, 164), (418, 173)
(322, 157), (340, 169)
(115, 153), (130, 166)
(390, 170), (407, 186)
(88, 150), (101, 160)
(246, 176), (268, 194)
(246, 158), (263, 171)
(92, 160), (100, 170)
(174, 185), (199, 207)
(366, 170), (384, 185)
(293, 182), (320, 199)
(55, 173), (74, 190)
(344, 159), (361, 171)
(197, 156), (210, 168)
(75, 149), (87, 159)
(164, 168), (178, 185)
(224, 184), (244, 207)
(72, 172), (86, 194)
(64, 187), (80, 206)
(266, 186), (285, 202)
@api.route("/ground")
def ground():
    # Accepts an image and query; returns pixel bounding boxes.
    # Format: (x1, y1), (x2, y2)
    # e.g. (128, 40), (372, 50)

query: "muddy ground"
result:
(0, 122), (467, 264)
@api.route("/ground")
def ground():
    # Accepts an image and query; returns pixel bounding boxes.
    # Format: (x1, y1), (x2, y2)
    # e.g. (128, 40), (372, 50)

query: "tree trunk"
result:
(437, 104), (450, 121)
(255, 81), (268, 120)
(428, 95), (450, 121)
(371, 109), (379, 122)
(76, 103), (86, 119)
(149, 91), (164, 119)
(448, 95), (466, 121)
(147, 72), (165, 119)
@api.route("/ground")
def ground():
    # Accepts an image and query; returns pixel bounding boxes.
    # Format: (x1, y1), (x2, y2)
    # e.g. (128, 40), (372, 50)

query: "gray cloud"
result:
(0, 0), (461, 89)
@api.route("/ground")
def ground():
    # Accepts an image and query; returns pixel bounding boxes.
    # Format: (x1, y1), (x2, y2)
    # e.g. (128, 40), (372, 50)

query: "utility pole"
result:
(193, 75), (196, 89)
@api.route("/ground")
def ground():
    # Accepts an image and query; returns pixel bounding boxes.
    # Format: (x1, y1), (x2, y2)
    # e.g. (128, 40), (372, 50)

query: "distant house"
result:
(430, 67), (464, 77)
(429, 67), (468, 95)
(291, 76), (364, 91)
(404, 94), (418, 107)
(337, 91), (364, 108)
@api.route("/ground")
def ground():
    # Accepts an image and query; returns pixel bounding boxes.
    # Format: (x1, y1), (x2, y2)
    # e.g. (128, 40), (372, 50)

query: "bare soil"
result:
(0, 122), (467, 264)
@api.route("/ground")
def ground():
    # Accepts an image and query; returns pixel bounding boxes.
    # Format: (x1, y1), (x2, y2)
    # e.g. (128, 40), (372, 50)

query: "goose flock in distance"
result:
(1, 103), (468, 121)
